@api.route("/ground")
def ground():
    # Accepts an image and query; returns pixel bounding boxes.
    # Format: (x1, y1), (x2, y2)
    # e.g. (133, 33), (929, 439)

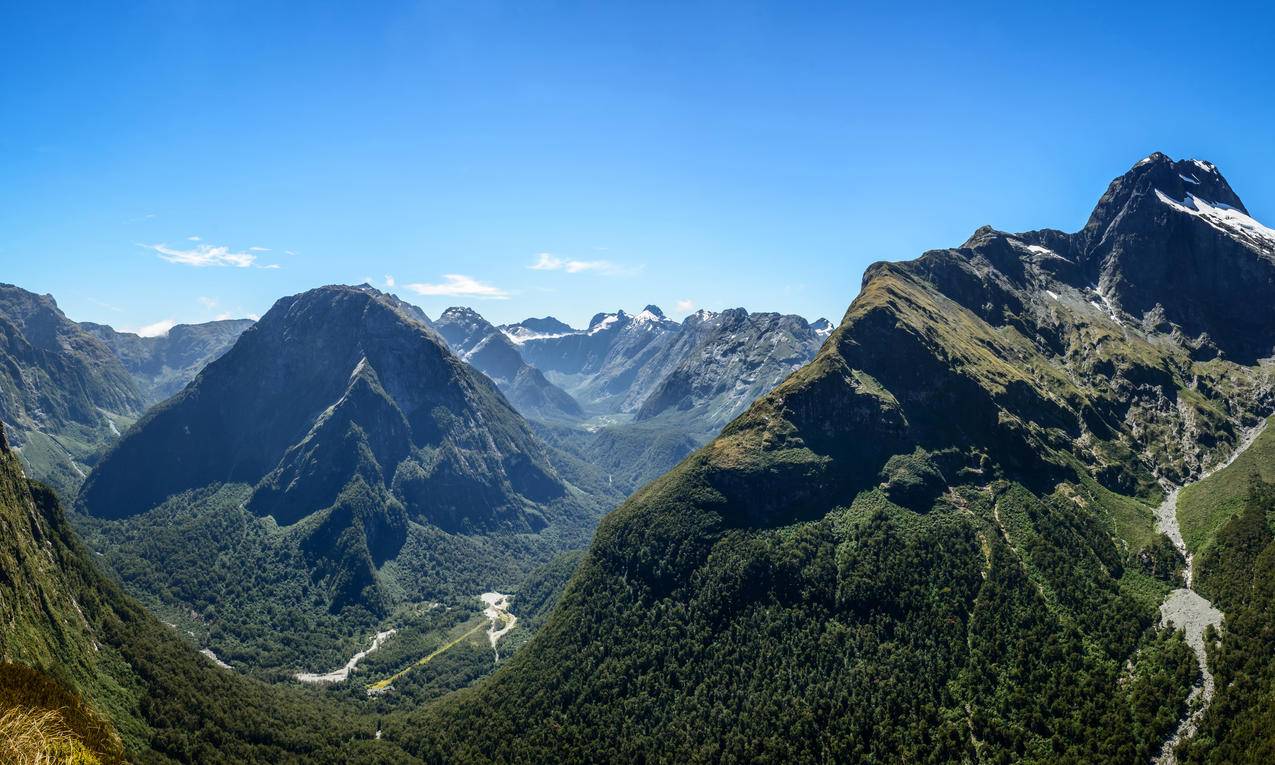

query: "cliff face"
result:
(0, 284), (143, 497)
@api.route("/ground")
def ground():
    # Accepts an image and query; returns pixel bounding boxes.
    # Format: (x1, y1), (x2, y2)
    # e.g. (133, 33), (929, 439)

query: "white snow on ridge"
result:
(588, 314), (621, 334)
(501, 327), (574, 345)
(1180, 173), (1200, 185)
(1044, 290), (1060, 301)
(1155, 189), (1275, 254)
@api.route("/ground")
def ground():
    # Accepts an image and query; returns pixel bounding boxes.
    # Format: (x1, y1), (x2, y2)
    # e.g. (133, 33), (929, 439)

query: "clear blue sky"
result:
(3, 1), (1274, 334)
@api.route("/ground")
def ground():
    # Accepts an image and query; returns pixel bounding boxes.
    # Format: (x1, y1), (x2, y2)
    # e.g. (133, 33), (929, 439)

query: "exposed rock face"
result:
(0, 284), (143, 495)
(433, 306), (582, 420)
(505, 306), (683, 412)
(1076, 153), (1275, 363)
(635, 308), (828, 427)
(82, 318), (254, 404)
(503, 304), (827, 432)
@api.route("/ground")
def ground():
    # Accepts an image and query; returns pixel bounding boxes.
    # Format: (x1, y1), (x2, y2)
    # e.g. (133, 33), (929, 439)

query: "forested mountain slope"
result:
(399, 154), (1275, 763)
(0, 422), (419, 763)
(75, 284), (611, 674)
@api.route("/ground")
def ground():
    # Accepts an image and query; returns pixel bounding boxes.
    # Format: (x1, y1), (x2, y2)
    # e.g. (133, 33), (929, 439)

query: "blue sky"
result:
(3, 1), (1274, 334)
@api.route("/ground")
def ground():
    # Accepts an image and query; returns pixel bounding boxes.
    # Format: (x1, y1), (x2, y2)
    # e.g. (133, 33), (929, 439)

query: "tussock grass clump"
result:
(0, 663), (122, 764)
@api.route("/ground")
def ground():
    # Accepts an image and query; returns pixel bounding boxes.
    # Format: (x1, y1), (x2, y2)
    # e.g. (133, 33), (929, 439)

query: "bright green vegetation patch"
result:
(1178, 416), (1275, 556)
(1180, 480), (1275, 763)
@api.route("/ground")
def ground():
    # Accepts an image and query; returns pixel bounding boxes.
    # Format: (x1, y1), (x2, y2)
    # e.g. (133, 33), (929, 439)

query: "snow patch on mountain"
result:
(1155, 189), (1275, 254)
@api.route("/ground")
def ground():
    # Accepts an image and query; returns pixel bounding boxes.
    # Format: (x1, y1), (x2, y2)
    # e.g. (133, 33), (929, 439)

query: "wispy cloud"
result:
(385, 274), (396, 288)
(214, 312), (232, 321)
(198, 296), (218, 309)
(87, 298), (124, 313)
(675, 298), (696, 312)
(528, 252), (636, 275)
(134, 318), (176, 337)
(145, 242), (257, 268)
(405, 274), (509, 300)
(144, 240), (284, 269)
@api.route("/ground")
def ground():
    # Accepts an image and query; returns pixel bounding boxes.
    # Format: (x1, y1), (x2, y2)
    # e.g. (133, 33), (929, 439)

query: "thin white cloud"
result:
(247, 312), (260, 321)
(188, 235), (202, 241)
(214, 312), (233, 321)
(676, 298), (696, 312)
(145, 242), (257, 268)
(198, 296), (218, 309)
(385, 274), (396, 288)
(529, 252), (635, 275)
(135, 318), (177, 337)
(249, 246), (270, 252)
(405, 274), (509, 300)
(87, 298), (124, 313)
(256, 263), (282, 270)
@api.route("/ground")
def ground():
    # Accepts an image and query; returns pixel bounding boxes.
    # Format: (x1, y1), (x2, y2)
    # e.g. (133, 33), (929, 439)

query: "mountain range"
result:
(501, 304), (831, 433)
(6, 153), (1275, 762)
(82, 318), (253, 405)
(76, 284), (612, 673)
(396, 154), (1275, 762)
(431, 306), (582, 421)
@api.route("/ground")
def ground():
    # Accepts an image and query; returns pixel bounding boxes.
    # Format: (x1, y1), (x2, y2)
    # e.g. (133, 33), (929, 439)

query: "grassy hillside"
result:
(1177, 416), (1275, 556)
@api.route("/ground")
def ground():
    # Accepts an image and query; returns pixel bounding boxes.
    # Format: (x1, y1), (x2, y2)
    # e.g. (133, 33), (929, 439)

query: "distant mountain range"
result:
(82, 318), (253, 405)
(432, 307), (582, 421)
(499, 304), (831, 432)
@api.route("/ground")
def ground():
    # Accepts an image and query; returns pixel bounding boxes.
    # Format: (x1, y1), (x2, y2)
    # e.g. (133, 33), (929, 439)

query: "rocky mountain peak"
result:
(1082, 153), (1248, 252)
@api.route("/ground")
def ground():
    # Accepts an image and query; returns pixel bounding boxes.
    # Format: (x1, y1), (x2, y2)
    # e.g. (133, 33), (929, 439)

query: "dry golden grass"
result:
(0, 664), (122, 765)
(0, 706), (102, 764)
